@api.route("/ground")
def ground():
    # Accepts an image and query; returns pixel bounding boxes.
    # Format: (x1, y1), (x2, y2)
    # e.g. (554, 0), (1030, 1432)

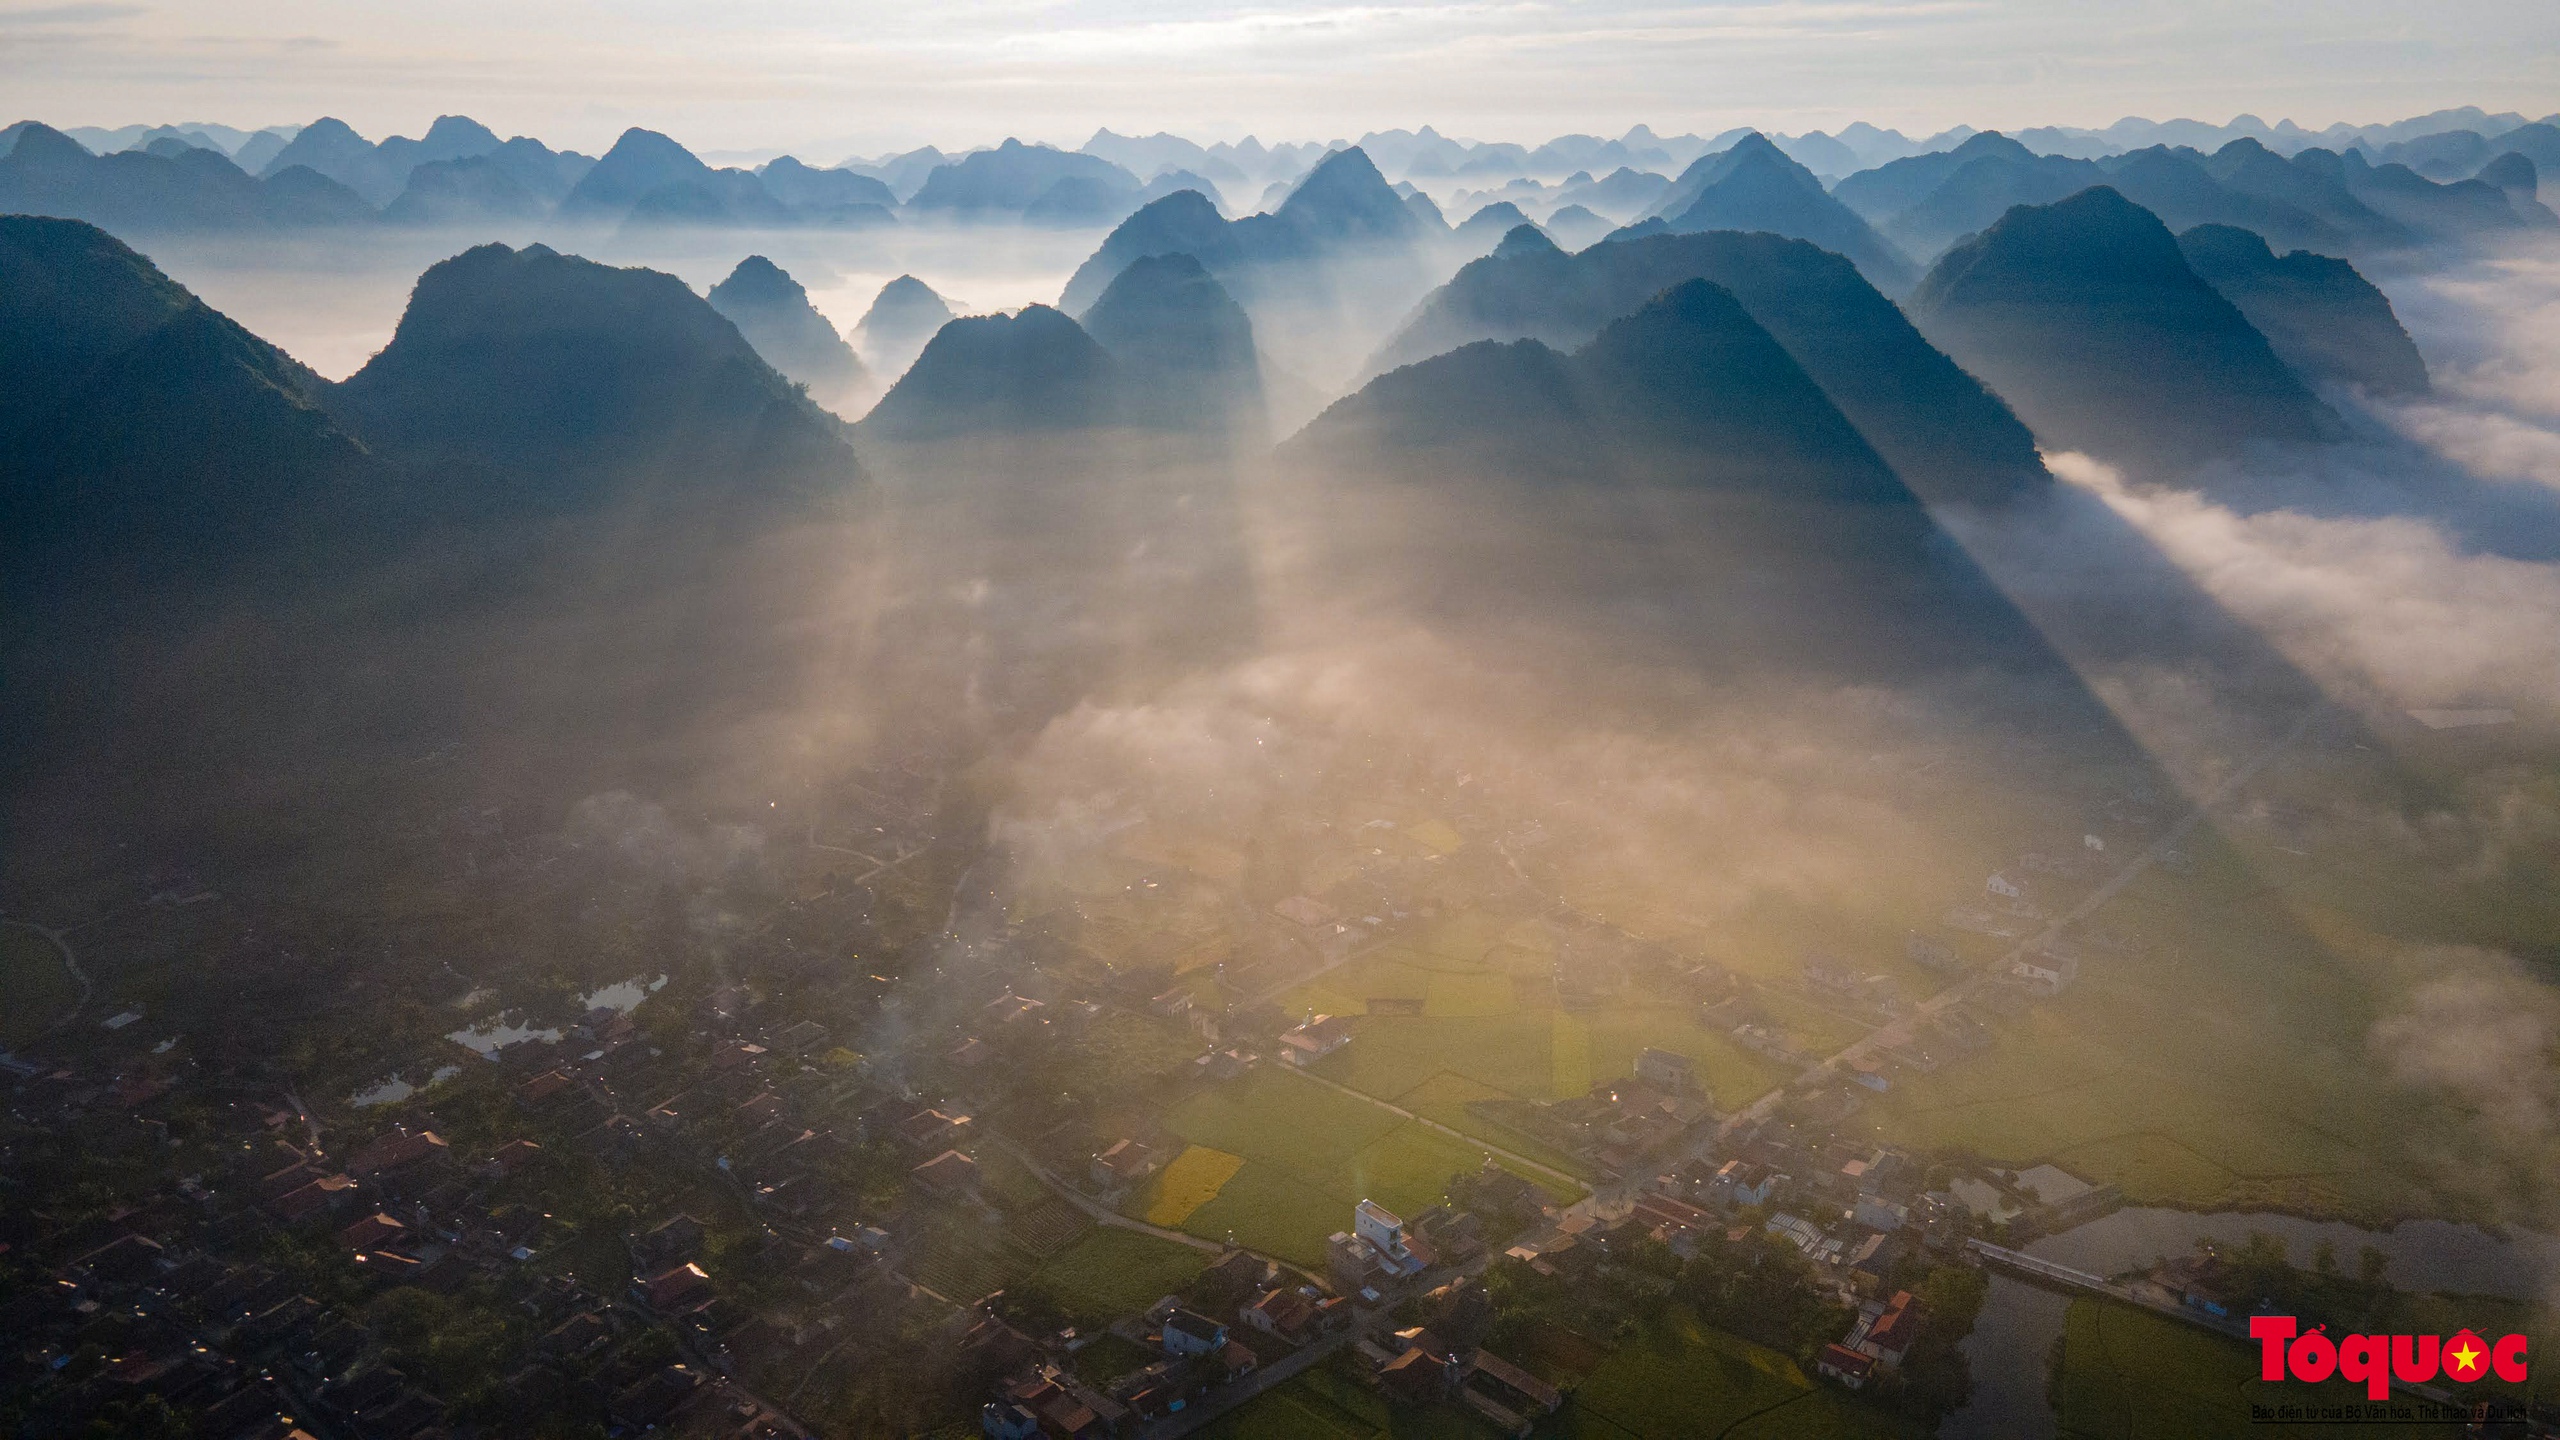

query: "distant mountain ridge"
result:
(15, 106), (2556, 251)
(1646, 133), (1916, 291)
(1059, 147), (1427, 315)
(907, 138), (1143, 222)
(1839, 130), (2549, 263)
(0, 122), (374, 232)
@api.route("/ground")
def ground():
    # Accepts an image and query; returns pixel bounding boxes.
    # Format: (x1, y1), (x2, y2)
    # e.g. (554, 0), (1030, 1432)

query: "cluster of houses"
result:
(1325, 1197), (1491, 1297)
(1816, 1287), (1921, 1389)
(1467, 1047), (1715, 1179)
(974, 1170), (1569, 1439)
(1935, 841), (2128, 995)
(1801, 955), (1905, 1018)
(1359, 1306), (1562, 1436)
(977, 1250), (1348, 1436)
(0, 952), (1040, 1440)
(8, 1099), (802, 1440)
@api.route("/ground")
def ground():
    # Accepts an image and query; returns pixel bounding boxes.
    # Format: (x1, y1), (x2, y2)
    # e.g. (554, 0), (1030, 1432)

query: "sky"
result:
(2, 0), (2554, 157)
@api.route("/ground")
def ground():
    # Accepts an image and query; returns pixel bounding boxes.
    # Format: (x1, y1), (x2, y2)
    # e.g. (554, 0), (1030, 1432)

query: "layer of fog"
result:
(2052, 450), (2560, 721)
(2379, 247), (2560, 491)
(2370, 945), (2560, 1225)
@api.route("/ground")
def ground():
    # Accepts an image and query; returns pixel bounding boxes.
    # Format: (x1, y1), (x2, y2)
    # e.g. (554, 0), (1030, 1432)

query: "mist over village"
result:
(3, 3), (2560, 1437)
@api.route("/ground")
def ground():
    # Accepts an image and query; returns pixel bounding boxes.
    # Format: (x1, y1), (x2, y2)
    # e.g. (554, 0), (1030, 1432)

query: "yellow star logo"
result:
(2449, 1341), (2483, 1376)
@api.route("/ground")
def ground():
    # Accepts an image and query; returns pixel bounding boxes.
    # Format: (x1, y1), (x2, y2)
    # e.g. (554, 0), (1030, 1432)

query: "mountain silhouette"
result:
(620, 168), (792, 227)
(1059, 146), (1430, 313)
(2331, 147), (2551, 243)
(1367, 228), (2048, 503)
(557, 128), (718, 219)
(756, 156), (897, 212)
(1859, 134), (2543, 265)
(858, 305), (1119, 441)
(1910, 186), (2345, 468)
(1137, 170), (1227, 210)
(1319, 280), (1900, 499)
(2098, 146), (2351, 255)
(707, 255), (869, 407)
(2476, 152), (2541, 206)
(2175, 224), (2429, 396)
(853, 274), (956, 378)
(1647, 133), (1916, 291)
(332, 242), (860, 498)
(1552, 166), (1672, 220)
(1275, 147), (1425, 244)
(1454, 201), (1536, 248)
(2482, 123), (2560, 180)
(1080, 252), (1264, 434)
(383, 154), (548, 225)
(1, 215), (371, 565)
(1289, 280), (2083, 683)
(1023, 174), (1142, 227)
(2190, 140), (2414, 250)
(1868, 145), (2105, 262)
(382, 135), (594, 220)
(255, 117), (381, 193)
(255, 114), (511, 207)
(906, 139), (1139, 218)
(1059, 190), (1237, 313)
(1542, 205), (1612, 248)
(1832, 132), (2040, 223)
(0, 122), (375, 232)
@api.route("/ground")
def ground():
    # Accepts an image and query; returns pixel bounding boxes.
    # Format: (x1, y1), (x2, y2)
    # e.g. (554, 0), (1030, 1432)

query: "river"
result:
(1940, 1207), (2560, 1438)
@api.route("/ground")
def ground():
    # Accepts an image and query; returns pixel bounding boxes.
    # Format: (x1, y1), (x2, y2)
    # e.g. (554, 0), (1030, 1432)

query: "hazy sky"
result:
(4, 0), (2554, 157)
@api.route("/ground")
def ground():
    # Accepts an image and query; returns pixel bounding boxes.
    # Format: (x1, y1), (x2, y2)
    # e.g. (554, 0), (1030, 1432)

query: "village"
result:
(41, 695), (2507, 1440)
(0, 727), (2222, 1440)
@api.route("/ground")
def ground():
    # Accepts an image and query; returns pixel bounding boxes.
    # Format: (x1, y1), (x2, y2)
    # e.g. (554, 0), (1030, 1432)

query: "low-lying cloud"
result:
(2372, 947), (2560, 1143)
(2052, 450), (2560, 719)
(2375, 246), (2560, 492)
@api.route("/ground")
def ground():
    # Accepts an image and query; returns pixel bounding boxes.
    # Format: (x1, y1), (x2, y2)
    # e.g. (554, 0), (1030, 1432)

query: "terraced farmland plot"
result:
(1005, 1196), (1093, 1258)
(906, 1213), (1033, 1304)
